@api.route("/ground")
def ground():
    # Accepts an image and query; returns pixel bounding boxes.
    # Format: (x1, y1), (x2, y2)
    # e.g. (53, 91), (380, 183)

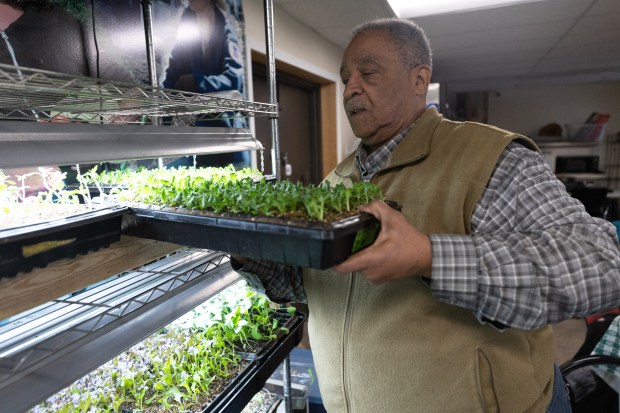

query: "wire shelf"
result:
(605, 133), (620, 191)
(0, 248), (241, 413)
(0, 63), (277, 124)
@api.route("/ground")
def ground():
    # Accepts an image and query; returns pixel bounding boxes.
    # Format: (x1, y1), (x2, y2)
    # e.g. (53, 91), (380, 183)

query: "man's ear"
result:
(414, 65), (432, 96)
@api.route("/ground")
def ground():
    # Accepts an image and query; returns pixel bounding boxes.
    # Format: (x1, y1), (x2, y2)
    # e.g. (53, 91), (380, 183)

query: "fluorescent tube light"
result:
(387, 0), (547, 18)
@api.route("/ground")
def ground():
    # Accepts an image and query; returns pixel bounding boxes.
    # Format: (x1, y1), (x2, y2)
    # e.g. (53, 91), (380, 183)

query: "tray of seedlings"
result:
(68, 164), (266, 199)
(0, 168), (126, 278)
(205, 309), (306, 413)
(100, 166), (386, 269)
(29, 282), (305, 413)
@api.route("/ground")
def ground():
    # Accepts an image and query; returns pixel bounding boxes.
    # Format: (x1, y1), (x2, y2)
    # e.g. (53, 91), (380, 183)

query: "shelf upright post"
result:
(263, 3), (289, 410)
(140, 0), (164, 168)
(281, 356), (293, 413)
(264, 0), (281, 181)
(140, 0), (158, 94)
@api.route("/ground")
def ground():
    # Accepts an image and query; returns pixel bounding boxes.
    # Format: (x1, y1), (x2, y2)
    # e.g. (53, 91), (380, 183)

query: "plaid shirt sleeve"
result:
(431, 142), (620, 329)
(230, 258), (307, 304)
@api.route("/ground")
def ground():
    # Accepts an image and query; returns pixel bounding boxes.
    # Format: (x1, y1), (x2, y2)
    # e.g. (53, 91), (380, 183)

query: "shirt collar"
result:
(355, 123), (414, 181)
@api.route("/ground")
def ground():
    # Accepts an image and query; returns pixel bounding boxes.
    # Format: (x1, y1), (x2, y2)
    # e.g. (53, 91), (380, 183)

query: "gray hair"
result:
(351, 18), (433, 71)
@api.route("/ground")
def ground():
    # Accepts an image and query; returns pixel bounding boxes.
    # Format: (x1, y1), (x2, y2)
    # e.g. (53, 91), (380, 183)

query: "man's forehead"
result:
(340, 29), (394, 72)
(340, 54), (384, 74)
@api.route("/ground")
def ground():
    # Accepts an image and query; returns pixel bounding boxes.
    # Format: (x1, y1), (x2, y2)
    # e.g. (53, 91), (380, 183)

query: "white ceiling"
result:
(273, 0), (620, 93)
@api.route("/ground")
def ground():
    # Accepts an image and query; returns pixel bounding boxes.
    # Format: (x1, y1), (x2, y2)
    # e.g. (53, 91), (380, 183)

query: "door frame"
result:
(250, 50), (338, 179)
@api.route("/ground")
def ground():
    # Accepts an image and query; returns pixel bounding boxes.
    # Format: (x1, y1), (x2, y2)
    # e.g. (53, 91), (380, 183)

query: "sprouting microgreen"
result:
(29, 281), (295, 413)
(86, 164), (383, 222)
(0, 168), (92, 229)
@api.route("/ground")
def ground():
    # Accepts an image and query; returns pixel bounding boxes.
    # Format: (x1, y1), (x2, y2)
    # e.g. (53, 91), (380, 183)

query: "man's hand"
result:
(332, 200), (432, 282)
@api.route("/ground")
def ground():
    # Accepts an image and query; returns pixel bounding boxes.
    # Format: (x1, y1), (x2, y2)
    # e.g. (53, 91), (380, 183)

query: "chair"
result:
(560, 310), (620, 412)
(569, 187), (612, 219)
(560, 355), (620, 412)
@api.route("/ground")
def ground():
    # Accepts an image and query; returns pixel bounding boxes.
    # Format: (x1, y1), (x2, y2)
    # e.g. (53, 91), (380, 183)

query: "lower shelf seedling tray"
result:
(123, 207), (381, 269)
(203, 312), (306, 413)
(0, 206), (127, 278)
(100, 312), (304, 413)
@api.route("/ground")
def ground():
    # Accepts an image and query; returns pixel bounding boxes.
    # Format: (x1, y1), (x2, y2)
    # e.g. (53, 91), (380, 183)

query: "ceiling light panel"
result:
(387, 0), (548, 18)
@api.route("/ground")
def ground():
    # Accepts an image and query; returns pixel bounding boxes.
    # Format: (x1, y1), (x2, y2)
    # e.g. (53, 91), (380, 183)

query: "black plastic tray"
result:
(203, 312), (306, 413)
(237, 311), (303, 362)
(123, 207), (381, 269)
(113, 312), (304, 413)
(0, 206), (127, 278)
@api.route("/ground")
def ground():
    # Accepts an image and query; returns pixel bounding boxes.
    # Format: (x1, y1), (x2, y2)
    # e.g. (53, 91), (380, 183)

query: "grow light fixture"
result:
(387, 0), (548, 18)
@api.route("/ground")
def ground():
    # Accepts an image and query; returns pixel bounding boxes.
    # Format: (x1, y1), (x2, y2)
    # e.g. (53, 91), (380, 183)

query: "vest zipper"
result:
(342, 272), (356, 412)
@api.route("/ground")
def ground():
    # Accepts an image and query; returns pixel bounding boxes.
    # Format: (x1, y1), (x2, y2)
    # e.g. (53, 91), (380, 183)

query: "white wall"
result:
(487, 81), (620, 175)
(242, 0), (359, 163)
(243, 3), (620, 169)
(488, 82), (620, 139)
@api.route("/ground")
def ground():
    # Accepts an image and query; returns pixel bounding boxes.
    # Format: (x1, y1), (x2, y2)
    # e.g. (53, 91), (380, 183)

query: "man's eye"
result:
(342, 78), (349, 85)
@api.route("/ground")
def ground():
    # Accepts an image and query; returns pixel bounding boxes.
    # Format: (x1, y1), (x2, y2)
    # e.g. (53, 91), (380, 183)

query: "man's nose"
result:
(343, 73), (362, 100)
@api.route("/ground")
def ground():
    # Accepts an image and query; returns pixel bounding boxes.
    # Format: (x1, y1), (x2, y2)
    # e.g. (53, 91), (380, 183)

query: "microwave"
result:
(555, 156), (600, 174)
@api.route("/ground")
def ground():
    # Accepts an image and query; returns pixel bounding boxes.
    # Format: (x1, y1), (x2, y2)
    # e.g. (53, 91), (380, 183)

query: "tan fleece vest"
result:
(303, 107), (555, 413)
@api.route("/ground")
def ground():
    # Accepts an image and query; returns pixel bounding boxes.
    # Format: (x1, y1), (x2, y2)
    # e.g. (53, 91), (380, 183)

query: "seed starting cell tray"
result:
(0, 206), (126, 278)
(81, 312), (304, 413)
(124, 207), (381, 269)
(203, 312), (306, 413)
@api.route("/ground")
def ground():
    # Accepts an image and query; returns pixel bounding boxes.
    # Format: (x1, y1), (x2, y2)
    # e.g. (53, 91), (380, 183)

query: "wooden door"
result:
(252, 63), (322, 184)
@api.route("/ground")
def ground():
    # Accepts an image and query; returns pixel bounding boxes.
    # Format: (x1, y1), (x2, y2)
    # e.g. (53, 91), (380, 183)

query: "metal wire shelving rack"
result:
(0, 0), (294, 411)
(0, 63), (277, 123)
(605, 133), (620, 191)
(0, 0), (282, 178)
(0, 61), (277, 170)
(0, 250), (240, 413)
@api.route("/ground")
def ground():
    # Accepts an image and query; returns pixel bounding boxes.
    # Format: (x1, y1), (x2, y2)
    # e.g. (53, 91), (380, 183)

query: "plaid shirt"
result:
(233, 139), (620, 330)
(355, 124), (413, 182)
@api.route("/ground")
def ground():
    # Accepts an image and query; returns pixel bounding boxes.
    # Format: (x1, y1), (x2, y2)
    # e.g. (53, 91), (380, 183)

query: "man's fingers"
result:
(332, 250), (368, 274)
(358, 199), (390, 218)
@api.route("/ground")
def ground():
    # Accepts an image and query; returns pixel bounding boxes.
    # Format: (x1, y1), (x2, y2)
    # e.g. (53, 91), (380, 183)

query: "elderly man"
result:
(234, 18), (620, 412)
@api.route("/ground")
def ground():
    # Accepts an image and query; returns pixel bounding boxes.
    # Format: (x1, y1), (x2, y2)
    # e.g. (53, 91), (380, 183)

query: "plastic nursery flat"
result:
(123, 207), (381, 269)
(0, 206), (126, 278)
